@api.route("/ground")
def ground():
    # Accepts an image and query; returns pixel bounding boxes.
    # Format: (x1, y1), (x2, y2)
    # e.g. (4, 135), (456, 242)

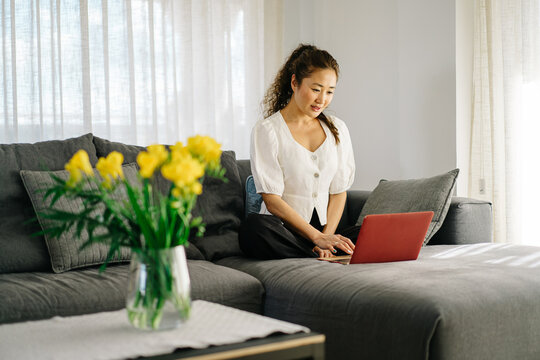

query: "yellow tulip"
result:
(170, 142), (190, 162)
(186, 135), (222, 164)
(190, 182), (202, 195)
(65, 162), (83, 187)
(137, 152), (160, 178)
(65, 150), (94, 187)
(160, 161), (179, 183)
(96, 151), (124, 187)
(147, 144), (168, 165)
(170, 141), (184, 153)
(162, 156), (204, 185)
(170, 181), (202, 198)
(162, 154), (205, 199)
(171, 187), (181, 198)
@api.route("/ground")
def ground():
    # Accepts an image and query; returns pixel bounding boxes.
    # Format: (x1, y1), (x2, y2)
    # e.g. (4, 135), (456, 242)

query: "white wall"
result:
(278, 0), (462, 192)
(397, 0), (456, 180)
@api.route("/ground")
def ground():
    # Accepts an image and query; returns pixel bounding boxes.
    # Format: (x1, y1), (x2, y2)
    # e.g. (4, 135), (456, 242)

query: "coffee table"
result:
(0, 300), (325, 360)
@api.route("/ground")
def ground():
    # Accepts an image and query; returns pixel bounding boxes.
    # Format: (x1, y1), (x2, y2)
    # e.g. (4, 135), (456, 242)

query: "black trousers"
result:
(239, 210), (361, 260)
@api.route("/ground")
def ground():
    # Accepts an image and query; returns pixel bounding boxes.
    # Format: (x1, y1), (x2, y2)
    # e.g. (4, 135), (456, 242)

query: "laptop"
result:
(318, 211), (434, 264)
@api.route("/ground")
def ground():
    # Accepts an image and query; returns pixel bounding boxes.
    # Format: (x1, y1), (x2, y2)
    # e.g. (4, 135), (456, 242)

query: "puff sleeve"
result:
(250, 120), (284, 196)
(329, 117), (355, 194)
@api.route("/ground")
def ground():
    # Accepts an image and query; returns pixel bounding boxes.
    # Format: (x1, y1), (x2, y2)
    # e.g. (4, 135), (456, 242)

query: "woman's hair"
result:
(263, 44), (341, 143)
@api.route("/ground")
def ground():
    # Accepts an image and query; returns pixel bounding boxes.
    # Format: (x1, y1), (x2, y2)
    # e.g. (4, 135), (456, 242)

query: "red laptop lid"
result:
(350, 211), (434, 264)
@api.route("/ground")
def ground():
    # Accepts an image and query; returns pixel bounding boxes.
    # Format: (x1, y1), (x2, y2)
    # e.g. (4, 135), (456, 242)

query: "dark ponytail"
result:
(263, 44), (341, 144)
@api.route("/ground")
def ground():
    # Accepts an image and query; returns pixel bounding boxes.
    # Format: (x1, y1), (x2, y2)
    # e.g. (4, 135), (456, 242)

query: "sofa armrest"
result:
(428, 197), (492, 245)
(339, 191), (493, 245)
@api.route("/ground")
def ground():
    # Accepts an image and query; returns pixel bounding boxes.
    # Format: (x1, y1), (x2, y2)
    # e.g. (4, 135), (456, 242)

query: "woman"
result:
(239, 44), (360, 259)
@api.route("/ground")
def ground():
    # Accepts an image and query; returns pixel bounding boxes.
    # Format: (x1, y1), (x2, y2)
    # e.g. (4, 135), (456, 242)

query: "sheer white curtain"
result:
(470, 0), (540, 244)
(0, 0), (267, 159)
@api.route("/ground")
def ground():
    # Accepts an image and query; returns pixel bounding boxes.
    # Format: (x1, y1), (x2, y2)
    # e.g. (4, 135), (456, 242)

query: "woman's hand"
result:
(313, 246), (333, 258)
(312, 233), (355, 255)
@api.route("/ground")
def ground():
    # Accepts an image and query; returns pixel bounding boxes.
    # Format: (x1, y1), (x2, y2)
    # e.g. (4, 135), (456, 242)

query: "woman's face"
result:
(291, 68), (337, 119)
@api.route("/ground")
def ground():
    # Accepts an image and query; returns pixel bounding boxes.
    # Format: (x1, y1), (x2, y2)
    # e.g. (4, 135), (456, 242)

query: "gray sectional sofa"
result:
(2, 134), (540, 360)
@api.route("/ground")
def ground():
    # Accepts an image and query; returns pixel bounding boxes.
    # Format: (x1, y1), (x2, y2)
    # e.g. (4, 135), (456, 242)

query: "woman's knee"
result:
(239, 214), (281, 258)
(241, 214), (279, 236)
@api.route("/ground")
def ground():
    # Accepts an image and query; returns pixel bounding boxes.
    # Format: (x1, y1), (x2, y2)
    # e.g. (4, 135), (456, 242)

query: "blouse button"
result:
(311, 155), (317, 160)
(312, 192), (318, 198)
(314, 173), (319, 178)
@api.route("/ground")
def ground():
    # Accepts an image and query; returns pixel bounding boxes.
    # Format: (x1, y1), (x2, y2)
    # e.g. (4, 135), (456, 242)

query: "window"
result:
(1, 0), (265, 159)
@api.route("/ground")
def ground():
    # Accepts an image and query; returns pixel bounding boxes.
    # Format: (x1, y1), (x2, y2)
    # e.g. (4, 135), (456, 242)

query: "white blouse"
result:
(250, 111), (355, 225)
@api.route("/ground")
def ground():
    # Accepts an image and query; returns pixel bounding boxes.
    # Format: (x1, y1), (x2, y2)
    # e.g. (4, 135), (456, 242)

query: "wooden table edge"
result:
(175, 333), (326, 360)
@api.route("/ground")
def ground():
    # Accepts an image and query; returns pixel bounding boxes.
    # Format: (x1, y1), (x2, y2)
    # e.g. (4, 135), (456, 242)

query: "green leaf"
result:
(142, 178), (151, 209)
(76, 219), (86, 238)
(126, 182), (156, 247)
(159, 201), (170, 248)
(98, 242), (123, 273)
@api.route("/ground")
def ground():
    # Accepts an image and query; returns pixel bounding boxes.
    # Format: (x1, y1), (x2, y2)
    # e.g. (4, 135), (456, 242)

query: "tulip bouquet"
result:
(40, 135), (226, 330)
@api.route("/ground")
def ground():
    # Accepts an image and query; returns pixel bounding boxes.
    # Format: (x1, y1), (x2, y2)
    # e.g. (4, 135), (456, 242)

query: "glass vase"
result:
(126, 245), (191, 330)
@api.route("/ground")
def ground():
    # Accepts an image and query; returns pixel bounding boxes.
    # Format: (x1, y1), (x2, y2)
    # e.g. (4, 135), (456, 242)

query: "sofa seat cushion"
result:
(217, 244), (540, 360)
(0, 264), (129, 324)
(0, 260), (264, 324)
(188, 260), (264, 314)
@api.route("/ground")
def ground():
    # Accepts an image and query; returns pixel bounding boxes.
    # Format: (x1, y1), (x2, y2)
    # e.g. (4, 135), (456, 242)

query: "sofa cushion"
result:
(217, 244), (540, 360)
(0, 134), (98, 274)
(236, 159), (252, 190)
(92, 136), (205, 260)
(93, 136), (145, 163)
(0, 264), (129, 324)
(188, 260), (264, 314)
(20, 164), (141, 273)
(355, 169), (459, 245)
(0, 260), (264, 324)
(190, 151), (244, 261)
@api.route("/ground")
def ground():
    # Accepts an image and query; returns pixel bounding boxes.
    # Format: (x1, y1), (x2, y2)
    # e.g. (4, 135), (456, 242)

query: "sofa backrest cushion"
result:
(20, 164), (137, 273)
(190, 151), (245, 261)
(0, 133), (98, 273)
(92, 136), (206, 260)
(93, 136), (145, 163)
(236, 159), (252, 191)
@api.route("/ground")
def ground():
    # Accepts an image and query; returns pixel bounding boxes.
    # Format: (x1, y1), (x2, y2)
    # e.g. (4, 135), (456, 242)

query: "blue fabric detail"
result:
(245, 175), (263, 218)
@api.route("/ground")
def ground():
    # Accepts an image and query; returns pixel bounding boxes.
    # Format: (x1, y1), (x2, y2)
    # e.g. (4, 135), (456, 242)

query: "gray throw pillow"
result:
(355, 169), (459, 245)
(20, 163), (140, 273)
(0, 133), (98, 274)
(190, 151), (244, 261)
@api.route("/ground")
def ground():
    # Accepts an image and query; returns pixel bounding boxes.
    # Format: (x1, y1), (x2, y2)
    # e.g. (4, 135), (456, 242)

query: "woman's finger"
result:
(338, 235), (355, 249)
(337, 242), (353, 254)
(328, 244), (337, 253)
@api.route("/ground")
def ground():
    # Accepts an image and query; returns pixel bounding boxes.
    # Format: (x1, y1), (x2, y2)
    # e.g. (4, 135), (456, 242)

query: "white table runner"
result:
(0, 300), (309, 360)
